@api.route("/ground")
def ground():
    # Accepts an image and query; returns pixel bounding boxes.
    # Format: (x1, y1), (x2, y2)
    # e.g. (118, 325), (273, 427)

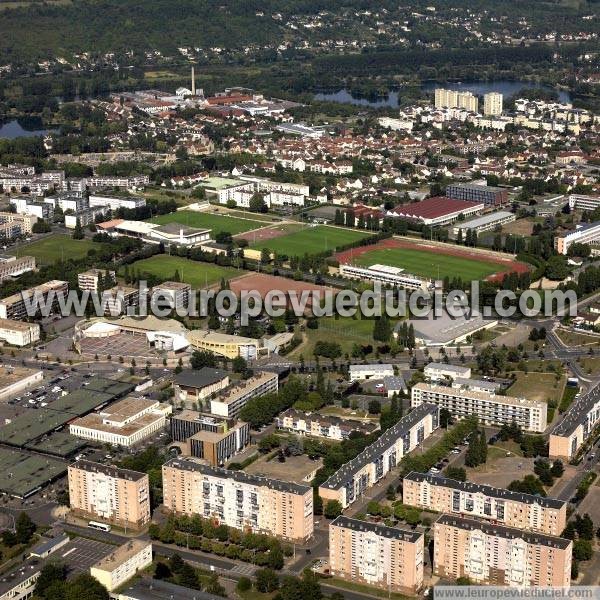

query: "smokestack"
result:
(191, 66), (196, 96)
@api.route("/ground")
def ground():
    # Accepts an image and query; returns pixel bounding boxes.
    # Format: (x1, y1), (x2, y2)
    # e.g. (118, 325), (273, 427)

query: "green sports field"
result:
(10, 234), (105, 265)
(251, 225), (371, 256)
(150, 211), (264, 236)
(127, 255), (241, 288)
(354, 247), (500, 280)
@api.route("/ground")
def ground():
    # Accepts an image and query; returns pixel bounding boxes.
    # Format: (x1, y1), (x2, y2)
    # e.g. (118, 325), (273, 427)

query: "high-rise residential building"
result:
(318, 404), (439, 508)
(0, 280), (68, 320)
(434, 88), (478, 112)
(162, 458), (314, 543)
(484, 92), (503, 116)
(329, 516), (424, 595)
(403, 472), (567, 536)
(433, 514), (572, 588)
(411, 382), (547, 433)
(78, 268), (116, 292)
(68, 460), (150, 529)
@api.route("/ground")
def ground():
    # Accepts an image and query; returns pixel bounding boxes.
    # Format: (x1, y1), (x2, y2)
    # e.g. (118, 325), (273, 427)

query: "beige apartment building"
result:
(77, 268), (116, 292)
(329, 516), (424, 595)
(162, 457), (313, 543)
(68, 460), (150, 529)
(90, 540), (152, 592)
(319, 404), (439, 509)
(403, 472), (566, 536)
(433, 514), (572, 588)
(0, 280), (68, 320)
(0, 255), (36, 283)
(411, 382), (547, 432)
(0, 318), (40, 347)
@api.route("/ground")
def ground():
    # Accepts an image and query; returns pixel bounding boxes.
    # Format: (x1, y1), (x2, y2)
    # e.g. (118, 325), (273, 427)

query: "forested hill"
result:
(0, 0), (599, 64)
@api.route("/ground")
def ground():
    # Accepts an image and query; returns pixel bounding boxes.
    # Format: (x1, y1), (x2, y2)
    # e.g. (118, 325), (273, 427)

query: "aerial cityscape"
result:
(1, 0), (600, 599)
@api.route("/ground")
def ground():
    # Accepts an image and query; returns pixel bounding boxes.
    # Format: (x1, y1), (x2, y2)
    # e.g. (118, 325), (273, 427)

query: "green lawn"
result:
(10, 234), (104, 265)
(354, 247), (501, 280)
(251, 225), (371, 256)
(150, 211), (265, 235)
(506, 371), (565, 405)
(125, 255), (241, 288)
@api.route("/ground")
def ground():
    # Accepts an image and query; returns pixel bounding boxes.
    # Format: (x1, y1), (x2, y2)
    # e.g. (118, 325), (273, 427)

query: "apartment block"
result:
(550, 386), (600, 460)
(348, 363), (395, 382)
(446, 183), (508, 207)
(0, 280), (68, 320)
(555, 221), (600, 255)
(423, 362), (471, 382)
(483, 92), (503, 116)
(162, 458), (313, 543)
(173, 368), (230, 408)
(568, 194), (600, 212)
(69, 397), (172, 447)
(209, 371), (278, 418)
(319, 404), (439, 509)
(433, 514), (572, 588)
(0, 318), (40, 347)
(88, 193), (147, 209)
(170, 410), (250, 466)
(151, 281), (192, 309)
(411, 382), (547, 433)
(102, 285), (139, 316)
(0, 255), (35, 283)
(90, 540), (152, 591)
(434, 88), (478, 112)
(68, 460), (150, 529)
(78, 268), (116, 292)
(403, 472), (566, 536)
(329, 516), (424, 595)
(276, 408), (379, 441)
(0, 212), (38, 235)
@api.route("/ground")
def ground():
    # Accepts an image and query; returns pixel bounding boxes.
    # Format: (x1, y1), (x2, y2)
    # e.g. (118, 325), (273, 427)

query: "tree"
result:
(64, 574), (110, 600)
(368, 399), (381, 414)
(573, 539), (593, 561)
(551, 460), (564, 478)
(72, 218), (84, 240)
(34, 563), (68, 597)
(190, 350), (216, 369)
(236, 577), (252, 592)
(249, 192), (268, 213)
(373, 315), (391, 342)
(575, 514), (594, 541)
(545, 255), (569, 281)
(178, 563), (201, 589)
(15, 512), (36, 544)
(324, 499), (343, 519)
(154, 561), (172, 580)
(255, 568), (280, 593)
(464, 430), (487, 467)
(440, 407), (453, 428)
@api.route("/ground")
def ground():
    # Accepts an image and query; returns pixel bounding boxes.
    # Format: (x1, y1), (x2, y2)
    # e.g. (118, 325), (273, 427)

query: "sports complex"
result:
(335, 238), (530, 282)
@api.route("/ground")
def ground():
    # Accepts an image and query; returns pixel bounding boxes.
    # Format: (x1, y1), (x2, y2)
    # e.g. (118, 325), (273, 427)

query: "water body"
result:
(0, 119), (53, 139)
(315, 80), (571, 108)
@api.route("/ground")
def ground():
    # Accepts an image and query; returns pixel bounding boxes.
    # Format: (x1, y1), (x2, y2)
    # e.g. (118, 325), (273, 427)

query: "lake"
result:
(314, 80), (572, 108)
(0, 119), (53, 139)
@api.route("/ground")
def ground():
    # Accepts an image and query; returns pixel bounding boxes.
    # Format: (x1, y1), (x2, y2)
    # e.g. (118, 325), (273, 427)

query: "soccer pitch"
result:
(354, 247), (501, 280)
(150, 211), (265, 235)
(128, 255), (241, 287)
(11, 234), (104, 265)
(251, 225), (371, 256)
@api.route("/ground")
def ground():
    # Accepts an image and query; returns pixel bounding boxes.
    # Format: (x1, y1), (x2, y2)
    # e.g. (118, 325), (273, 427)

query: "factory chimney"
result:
(191, 66), (196, 96)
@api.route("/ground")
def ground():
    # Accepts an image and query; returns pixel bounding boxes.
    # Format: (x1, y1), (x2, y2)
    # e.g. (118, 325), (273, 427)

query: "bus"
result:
(88, 521), (111, 532)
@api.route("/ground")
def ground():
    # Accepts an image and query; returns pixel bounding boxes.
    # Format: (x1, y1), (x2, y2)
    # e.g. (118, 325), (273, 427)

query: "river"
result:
(0, 119), (54, 139)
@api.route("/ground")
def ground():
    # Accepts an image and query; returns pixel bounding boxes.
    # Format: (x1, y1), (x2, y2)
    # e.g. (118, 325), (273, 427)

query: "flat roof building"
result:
(0, 365), (43, 402)
(189, 329), (264, 360)
(69, 397), (172, 447)
(555, 221), (600, 255)
(446, 183), (509, 207)
(339, 263), (427, 291)
(0, 255), (36, 282)
(0, 280), (68, 320)
(349, 363), (395, 382)
(0, 319), (40, 347)
(329, 516), (424, 595)
(68, 460), (150, 529)
(90, 540), (152, 592)
(424, 362), (472, 381)
(452, 211), (515, 235)
(549, 385), (600, 460)
(389, 197), (484, 226)
(403, 472), (567, 536)
(411, 382), (547, 433)
(433, 514), (572, 588)
(209, 371), (279, 418)
(319, 404), (439, 508)
(276, 408), (379, 441)
(163, 458), (313, 543)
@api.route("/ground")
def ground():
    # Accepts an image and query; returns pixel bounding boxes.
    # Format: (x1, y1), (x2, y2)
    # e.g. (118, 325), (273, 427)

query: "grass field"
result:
(354, 247), (500, 280)
(150, 211), (265, 235)
(507, 371), (565, 405)
(126, 255), (240, 287)
(10, 234), (104, 265)
(251, 225), (371, 256)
